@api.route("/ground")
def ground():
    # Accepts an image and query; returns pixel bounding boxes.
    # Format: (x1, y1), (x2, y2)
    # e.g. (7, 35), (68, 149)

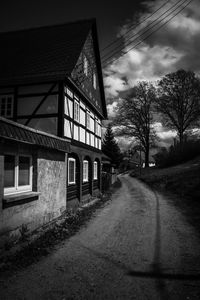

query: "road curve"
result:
(1, 174), (200, 299)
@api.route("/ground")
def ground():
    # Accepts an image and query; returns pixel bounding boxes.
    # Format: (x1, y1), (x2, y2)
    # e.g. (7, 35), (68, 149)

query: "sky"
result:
(0, 0), (199, 149)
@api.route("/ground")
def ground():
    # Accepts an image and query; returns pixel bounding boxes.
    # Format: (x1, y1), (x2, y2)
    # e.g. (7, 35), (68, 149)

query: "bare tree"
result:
(157, 69), (200, 145)
(114, 81), (156, 168)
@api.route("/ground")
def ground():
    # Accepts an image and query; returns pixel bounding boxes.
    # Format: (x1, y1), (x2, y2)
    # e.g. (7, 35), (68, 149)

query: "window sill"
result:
(3, 191), (40, 208)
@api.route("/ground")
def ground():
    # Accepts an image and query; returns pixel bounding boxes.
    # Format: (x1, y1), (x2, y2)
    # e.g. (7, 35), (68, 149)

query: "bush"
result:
(101, 172), (112, 192)
(154, 139), (200, 168)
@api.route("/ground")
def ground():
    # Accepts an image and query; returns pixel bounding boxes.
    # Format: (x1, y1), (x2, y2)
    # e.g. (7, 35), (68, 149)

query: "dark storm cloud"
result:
(104, 0), (200, 98)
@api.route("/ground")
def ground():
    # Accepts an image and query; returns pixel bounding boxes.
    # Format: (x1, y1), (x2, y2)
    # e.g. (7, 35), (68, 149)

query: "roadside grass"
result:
(0, 179), (121, 274)
(130, 157), (200, 235)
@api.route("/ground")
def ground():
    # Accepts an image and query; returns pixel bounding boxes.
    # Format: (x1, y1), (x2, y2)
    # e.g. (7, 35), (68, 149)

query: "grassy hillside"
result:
(131, 157), (200, 201)
(130, 157), (200, 234)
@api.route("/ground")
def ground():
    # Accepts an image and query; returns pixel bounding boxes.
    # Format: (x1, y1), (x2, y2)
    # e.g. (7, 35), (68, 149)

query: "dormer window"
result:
(0, 95), (13, 118)
(83, 55), (88, 76)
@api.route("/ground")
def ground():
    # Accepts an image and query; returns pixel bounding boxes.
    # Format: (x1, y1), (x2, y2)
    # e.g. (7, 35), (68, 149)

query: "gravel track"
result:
(1, 174), (200, 299)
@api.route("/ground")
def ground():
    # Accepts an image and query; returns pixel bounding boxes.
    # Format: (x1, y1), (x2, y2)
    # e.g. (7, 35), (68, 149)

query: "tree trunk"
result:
(179, 129), (184, 149)
(144, 146), (149, 168)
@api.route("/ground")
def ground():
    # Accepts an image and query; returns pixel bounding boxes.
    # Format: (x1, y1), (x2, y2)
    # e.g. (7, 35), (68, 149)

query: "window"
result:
(83, 55), (88, 76)
(74, 100), (79, 122)
(86, 112), (90, 129)
(96, 123), (101, 137)
(4, 154), (32, 195)
(0, 95), (13, 118)
(94, 120), (98, 135)
(83, 160), (89, 182)
(68, 158), (76, 184)
(93, 73), (97, 89)
(94, 161), (98, 180)
(65, 87), (73, 98)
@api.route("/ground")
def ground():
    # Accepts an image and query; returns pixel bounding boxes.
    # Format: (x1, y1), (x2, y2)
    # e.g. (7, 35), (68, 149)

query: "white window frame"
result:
(94, 161), (98, 180)
(83, 160), (89, 182)
(0, 95), (14, 118)
(4, 154), (33, 195)
(68, 158), (76, 185)
(74, 100), (80, 122)
(83, 55), (88, 76)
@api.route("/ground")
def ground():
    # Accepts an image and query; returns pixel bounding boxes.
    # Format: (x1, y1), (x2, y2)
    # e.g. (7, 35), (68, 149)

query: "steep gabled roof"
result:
(0, 19), (94, 86)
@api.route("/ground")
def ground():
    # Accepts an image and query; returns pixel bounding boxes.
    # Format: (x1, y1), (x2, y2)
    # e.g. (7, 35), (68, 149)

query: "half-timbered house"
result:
(0, 19), (107, 245)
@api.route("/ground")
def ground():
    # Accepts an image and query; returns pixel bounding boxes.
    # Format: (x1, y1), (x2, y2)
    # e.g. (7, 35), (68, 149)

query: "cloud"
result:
(106, 100), (118, 117)
(103, 0), (200, 98)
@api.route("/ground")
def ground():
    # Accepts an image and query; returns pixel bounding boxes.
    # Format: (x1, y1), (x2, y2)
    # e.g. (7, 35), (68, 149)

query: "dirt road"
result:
(1, 174), (200, 299)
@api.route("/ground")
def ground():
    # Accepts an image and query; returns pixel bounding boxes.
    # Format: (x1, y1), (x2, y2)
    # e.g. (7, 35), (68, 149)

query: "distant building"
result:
(0, 19), (107, 246)
(121, 149), (155, 170)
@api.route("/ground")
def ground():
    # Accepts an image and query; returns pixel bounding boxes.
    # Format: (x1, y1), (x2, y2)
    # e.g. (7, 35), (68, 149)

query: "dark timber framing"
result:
(0, 19), (107, 207)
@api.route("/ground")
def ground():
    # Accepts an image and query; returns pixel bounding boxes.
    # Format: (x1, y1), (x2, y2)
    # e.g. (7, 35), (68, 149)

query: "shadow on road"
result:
(72, 186), (200, 299)
(74, 241), (200, 281)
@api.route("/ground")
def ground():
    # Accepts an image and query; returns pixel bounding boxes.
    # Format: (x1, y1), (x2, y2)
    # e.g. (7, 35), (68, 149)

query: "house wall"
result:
(0, 141), (67, 249)
(67, 144), (102, 209)
(0, 83), (59, 136)
(63, 85), (102, 150)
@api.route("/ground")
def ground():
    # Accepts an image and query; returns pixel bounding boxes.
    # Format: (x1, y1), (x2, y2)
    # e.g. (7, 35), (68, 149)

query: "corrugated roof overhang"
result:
(0, 117), (70, 153)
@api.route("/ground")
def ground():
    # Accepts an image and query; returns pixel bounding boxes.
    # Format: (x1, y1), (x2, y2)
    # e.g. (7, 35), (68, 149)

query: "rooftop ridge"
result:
(0, 18), (96, 36)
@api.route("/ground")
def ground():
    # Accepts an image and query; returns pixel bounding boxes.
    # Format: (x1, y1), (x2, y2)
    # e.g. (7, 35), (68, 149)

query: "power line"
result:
(71, 0), (192, 85)
(75, 0), (188, 75)
(101, 0), (172, 53)
(102, 0), (192, 67)
(101, 0), (186, 61)
(101, 0), (190, 64)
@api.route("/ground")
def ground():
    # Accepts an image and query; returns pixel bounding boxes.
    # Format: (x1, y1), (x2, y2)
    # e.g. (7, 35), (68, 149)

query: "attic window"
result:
(93, 73), (97, 89)
(83, 55), (88, 76)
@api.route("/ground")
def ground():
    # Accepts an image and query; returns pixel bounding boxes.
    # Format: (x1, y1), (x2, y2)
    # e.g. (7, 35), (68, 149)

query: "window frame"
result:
(74, 100), (80, 122)
(83, 160), (89, 182)
(83, 55), (88, 76)
(93, 73), (97, 89)
(86, 112), (90, 130)
(68, 157), (76, 185)
(93, 161), (98, 180)
(0, 95), (14, 118)
(4, 154), (33, 195)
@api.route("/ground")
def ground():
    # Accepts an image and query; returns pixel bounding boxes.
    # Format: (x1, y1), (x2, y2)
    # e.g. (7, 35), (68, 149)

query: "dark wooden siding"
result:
(82, 182), (90, 196)
(93, 180), (98, 190)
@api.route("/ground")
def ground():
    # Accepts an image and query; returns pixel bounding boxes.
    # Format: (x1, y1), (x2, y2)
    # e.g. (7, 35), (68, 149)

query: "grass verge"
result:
(130, 158), (200, 236)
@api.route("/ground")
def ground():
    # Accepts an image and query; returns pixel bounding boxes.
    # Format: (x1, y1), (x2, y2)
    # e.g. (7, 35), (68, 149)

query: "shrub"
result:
(154, 139), (200, 168)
